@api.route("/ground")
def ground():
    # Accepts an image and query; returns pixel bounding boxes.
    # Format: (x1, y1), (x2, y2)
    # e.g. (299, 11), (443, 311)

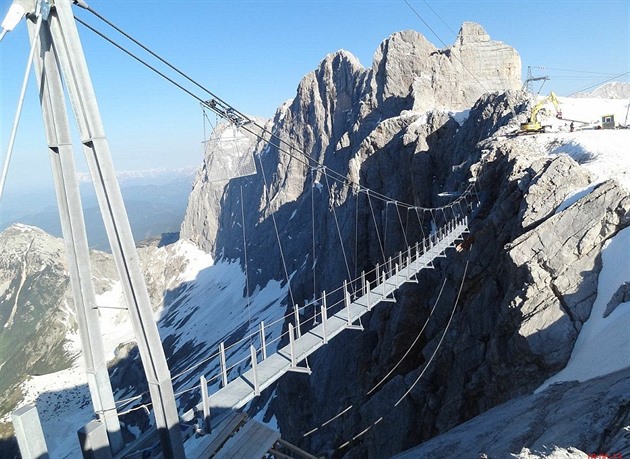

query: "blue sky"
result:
(0, 0), (628, 195)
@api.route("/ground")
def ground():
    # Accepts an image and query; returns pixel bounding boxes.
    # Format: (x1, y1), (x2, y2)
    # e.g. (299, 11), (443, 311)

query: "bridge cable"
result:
(395, 203), (410, 248)
(0, 14), (43, 204)
(323, 170), (353, 287)
(414, 208), (427, 241)
(240, 185), (253, 343)
(303, 249), (456, 437)
(366, 191), (387, 264)
(367, 276), (447, 395)
(335, 258), (469, 452)
(395, 259), (468, 406)
(74, 12), (391, 204)
(384, 202), (389, 257)
(311, 169), (318, 304)
(354, 189), (359, 286)
(75, 9), (473, 212)
(257, 155), (296, 308)
(422, 0), (457, 35)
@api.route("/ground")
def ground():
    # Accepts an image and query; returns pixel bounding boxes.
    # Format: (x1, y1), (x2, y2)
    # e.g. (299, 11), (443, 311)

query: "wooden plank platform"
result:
(214, 419), (280, 459)
(186, 412), (248, 458)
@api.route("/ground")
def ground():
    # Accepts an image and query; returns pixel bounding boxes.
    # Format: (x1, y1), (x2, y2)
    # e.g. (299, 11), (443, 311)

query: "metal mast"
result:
(22, 0), (185, 456)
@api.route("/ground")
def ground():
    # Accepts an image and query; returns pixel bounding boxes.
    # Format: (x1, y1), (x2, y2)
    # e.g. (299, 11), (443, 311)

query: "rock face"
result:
(508, 178), (629, 369)
(0, 225), (74, 410)
(177, 22), (630, 458)
(370, 23), (521, 114)
(180, 22), (521, 259)
(393, 368), (630, 458)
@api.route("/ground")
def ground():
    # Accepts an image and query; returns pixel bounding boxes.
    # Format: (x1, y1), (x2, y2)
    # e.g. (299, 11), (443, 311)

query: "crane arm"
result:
(529, 91), (562, 123)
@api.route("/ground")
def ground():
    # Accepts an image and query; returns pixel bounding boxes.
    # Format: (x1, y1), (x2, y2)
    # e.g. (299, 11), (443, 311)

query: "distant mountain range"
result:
(572, 81), (630, 99)
(0, 167), (195, 251)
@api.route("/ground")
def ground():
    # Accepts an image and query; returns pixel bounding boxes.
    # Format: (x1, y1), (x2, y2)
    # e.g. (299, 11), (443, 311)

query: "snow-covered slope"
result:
(3, 239), (288, 457)
(505, 96), (630, 390)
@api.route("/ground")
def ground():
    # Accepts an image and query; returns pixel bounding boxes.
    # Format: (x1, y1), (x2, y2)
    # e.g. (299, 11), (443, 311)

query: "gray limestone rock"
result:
(393, 368), (630, 459)
(604, 281), (630, 318)
(508, 179), (630, 368)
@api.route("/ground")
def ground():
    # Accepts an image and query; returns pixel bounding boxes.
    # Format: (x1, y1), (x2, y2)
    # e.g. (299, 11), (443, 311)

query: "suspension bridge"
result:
(190, 215), (469, 415)
(2, 1), (480, 458)
(110, 211), (473, 458)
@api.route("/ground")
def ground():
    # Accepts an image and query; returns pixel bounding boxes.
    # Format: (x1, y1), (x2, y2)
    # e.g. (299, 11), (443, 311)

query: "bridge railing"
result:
(182, 213), (470, 405)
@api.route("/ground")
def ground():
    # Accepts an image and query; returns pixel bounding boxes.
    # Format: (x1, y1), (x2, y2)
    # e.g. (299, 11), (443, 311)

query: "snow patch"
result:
(539, 226), (630, 390)
(449, 108), (470, 126)
(511, 446), (588, 459)
(554, 183), (598, 214)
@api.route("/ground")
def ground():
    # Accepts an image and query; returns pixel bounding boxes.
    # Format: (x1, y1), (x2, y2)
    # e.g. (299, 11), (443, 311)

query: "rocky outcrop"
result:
(605, 282), (630, 318)
(507, 178), (630, 368)
(368, 23), (521, 114)
(393, 368), (630, 458)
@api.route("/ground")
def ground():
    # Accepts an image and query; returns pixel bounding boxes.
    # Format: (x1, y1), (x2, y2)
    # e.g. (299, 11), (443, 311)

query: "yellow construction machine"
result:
(520, 92), (563, 133)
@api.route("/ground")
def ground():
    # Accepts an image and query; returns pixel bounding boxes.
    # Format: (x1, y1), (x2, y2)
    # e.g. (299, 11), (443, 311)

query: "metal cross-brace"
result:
(19, 0), (185, 457)
(25, 5), (125, 454)
(203, 98), (251, 127)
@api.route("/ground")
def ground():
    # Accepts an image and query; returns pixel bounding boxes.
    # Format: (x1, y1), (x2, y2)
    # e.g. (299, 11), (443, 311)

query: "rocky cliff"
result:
(179, 22), (629, 458)
(180, 22), (521, 259)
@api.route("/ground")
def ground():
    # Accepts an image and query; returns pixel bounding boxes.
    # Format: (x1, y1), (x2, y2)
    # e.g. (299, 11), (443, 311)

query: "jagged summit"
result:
(455, 21), (491, 45)
(369, 23), (521, 112)
(182, 23), (522, 252)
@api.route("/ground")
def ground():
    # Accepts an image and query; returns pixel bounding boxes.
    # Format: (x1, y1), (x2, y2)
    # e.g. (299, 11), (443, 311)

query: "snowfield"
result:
(11, 239), (288, 457)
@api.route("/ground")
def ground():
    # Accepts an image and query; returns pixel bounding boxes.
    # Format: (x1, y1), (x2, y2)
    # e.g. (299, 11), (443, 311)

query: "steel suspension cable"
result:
(311, 169), (317, 301)
(395, 259), (468, 406)
(240, 185), (253, 342)
(303, 252), (451, 437)
(333, 258), (469, 452)
(324, 171), (353, 285)
(384, 202), (389, 256)
(0, 14), (43, 204)
(366, 191), (386, 264)
(367, 276), (446, 395)
(394, 203), (410, 248)
(75, 9), (472, 212)
(354, 189), (359, 283)
(257, 155), (296, 307)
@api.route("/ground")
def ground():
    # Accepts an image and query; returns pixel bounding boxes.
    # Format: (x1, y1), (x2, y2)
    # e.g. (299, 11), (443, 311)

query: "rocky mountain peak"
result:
(181, 24), (523, 256)
(455, 21), (491, 45)
(0, 224), (66, 272)
(367, 23), (521, 114)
